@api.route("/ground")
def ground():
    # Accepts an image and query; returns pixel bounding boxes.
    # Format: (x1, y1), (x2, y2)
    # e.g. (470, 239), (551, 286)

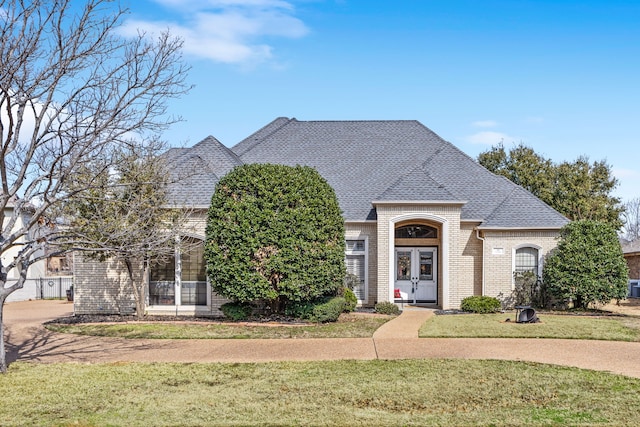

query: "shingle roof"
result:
(165, 136), (242, 207)
(231, 118), (568, 228)
(621, 239), (640, 254)
(169, 118), (568, 229)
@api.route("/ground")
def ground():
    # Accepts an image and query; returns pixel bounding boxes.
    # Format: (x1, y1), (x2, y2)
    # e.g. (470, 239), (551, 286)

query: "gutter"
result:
(476, 228), (485, 296)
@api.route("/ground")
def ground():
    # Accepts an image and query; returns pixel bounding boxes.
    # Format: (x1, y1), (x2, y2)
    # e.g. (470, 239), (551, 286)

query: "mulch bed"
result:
(47, 308), (380, 326)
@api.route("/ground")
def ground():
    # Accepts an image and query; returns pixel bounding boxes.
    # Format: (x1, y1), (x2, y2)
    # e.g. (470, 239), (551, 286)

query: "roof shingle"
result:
(168, 118), (569, 229)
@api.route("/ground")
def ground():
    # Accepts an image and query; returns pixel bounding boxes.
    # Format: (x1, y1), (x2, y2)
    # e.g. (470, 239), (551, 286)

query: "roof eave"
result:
(476, 225), (564, 231)
(372, 200), (468, 206)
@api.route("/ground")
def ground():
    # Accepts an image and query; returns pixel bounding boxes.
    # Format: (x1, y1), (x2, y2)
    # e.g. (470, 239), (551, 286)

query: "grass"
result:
(49, 310), (640, 342)
(1, 359), (640, 426)
(419, 312), (640, 341)
(45, 312), (393, 339)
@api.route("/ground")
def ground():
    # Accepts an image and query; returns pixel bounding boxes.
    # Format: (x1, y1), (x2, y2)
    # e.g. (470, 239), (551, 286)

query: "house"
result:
(621, 240), (640, 280)
(621, 240), (640, 298)
(2, 197), (50, 302)
(73, 118), (569, 316)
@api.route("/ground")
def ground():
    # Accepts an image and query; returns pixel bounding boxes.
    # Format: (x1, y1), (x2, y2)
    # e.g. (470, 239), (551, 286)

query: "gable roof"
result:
(231, 118), (568, 228)
(165, 136), (242, 207)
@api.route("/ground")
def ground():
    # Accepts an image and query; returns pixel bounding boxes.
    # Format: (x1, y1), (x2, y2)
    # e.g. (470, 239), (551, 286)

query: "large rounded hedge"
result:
(205, 164), (346, 312)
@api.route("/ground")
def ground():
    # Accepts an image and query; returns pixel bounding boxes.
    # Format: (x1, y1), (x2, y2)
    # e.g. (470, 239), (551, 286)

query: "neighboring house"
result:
(621, 240), (640, 280)
(74, 118), (569, 316)
(621, 240), (640, 298)
(2, 197), (49, 302)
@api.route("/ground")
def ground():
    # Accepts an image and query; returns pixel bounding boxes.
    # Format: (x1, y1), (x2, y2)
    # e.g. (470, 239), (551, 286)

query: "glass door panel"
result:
(396, 251), (412, 281)
(419, 251), (433, 281)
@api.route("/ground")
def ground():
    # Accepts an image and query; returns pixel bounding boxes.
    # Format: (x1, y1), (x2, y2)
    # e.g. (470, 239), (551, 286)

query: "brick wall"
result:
(374, 203), (464, 309)
(481, 230), (560, 307)
(625, 253), (640, 279)
(73, 253), (137, 315)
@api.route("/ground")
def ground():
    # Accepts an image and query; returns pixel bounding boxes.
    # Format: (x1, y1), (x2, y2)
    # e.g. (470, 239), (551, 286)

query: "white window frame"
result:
(147, 235), (212, 314)
(345, 235), (368, 304)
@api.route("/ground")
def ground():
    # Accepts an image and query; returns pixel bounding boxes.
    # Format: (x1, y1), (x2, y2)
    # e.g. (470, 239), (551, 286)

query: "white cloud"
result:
(472, 120), (498, 128)
(466, 131), (517, 145)
(154, 0), (294, 9)
(120, 0), (308, 65)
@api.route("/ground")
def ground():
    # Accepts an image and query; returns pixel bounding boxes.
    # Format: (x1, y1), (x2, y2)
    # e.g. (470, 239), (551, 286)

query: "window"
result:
(149, 254), (176, 305)
(180, 239), (207, 305)
(515, 247), (539, 275)
(149, 238), (208, 306)
(345, 239), (367, 301)
(395, 224), (437, 239)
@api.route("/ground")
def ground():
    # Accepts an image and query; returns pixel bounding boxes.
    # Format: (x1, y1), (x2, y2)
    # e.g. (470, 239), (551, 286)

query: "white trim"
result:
(393, 247), (438, 303)
(477, 226), (564, 231)
(147, 235), (212, 311)
(374, 200), (467, 206)
(387, 213), (449, 309)
(345, 234), (369, 304)
(476, 229), (486, 296)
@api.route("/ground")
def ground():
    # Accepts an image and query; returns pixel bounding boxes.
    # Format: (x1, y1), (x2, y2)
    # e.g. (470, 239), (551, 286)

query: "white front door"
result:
(394, 247), (437, 303)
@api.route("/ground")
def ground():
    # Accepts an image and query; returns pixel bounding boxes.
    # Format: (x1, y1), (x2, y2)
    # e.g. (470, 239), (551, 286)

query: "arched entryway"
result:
(393, 222), (439, 304)
(387, 213), (449, 308)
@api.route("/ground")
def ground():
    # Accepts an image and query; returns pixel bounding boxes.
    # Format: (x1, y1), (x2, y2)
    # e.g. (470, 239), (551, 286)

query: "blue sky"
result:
(122, 0), (640, 202)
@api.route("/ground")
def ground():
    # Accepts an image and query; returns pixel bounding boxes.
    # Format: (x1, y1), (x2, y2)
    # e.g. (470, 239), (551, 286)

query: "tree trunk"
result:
(0, 271), (26, 373)
(124, 257), (145, 321)
(0, 295), (6, 373)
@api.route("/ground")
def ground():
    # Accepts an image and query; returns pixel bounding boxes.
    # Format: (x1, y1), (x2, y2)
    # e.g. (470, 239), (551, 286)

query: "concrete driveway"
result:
(3, 299), (640, 379)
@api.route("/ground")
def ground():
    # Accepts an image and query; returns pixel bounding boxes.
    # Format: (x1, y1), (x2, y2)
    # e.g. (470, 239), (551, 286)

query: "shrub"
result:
(375, 301), (400, 315)
(342, 287), (357, 312)
(543, 220), (629, 309)
(205, 164), (346, 314)
(220, 302), (253, 321)
(460, 296), (501, 313)
(284, 300), (316, 319)
(309, 297), (346, 323)
(513, 270), (541, 307)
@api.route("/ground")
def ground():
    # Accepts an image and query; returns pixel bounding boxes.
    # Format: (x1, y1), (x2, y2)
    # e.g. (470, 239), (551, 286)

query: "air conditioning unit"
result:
(629, 280), (640, 298)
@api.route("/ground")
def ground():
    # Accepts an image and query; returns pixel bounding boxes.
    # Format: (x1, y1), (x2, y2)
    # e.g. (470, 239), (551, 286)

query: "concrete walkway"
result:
(4, 300), (640, 379)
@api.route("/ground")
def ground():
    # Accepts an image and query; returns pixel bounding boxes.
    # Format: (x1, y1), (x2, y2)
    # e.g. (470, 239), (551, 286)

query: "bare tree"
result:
(621, 198), (640, 242)
(0, 0), (190, 372)
(65, 142), (197, 320)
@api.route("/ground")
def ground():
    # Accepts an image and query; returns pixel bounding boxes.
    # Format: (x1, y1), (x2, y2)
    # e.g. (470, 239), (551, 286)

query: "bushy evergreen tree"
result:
(543, 220), (629, 309)
(205, 164), (346, 313)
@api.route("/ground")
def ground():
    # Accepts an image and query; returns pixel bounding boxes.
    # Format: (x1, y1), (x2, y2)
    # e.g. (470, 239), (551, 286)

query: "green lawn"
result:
(49, 311), (640, 342)
(46, 312), (393, 339)
(2, 360), (639, 426)
(419, 312), (640, 341)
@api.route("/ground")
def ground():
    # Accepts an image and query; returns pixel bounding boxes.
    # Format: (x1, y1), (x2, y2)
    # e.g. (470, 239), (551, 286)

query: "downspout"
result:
(476, 229), (485, 296)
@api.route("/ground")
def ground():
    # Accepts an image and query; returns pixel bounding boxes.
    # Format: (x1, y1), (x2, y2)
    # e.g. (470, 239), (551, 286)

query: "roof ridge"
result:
(375, 142), (446, 200)
(283, 119), (421, 124)
(232, 117), (294, 156)
(483, 186), (518, 224)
